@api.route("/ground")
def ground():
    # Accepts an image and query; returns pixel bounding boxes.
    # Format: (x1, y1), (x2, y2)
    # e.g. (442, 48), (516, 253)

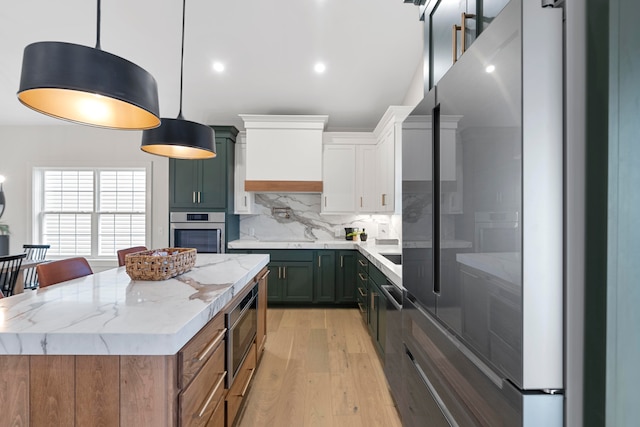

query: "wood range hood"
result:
(240, 114), (328, 193)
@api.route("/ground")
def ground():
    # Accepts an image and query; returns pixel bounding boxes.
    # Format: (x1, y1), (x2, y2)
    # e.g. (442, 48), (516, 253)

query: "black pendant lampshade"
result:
(141, 117), (215, 159)
(140, 0), (216, 159)
(17, 1), (160, 130)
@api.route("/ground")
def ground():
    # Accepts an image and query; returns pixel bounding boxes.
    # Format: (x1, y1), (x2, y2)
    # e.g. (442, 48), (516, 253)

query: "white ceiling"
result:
(0, 0), (424, 132)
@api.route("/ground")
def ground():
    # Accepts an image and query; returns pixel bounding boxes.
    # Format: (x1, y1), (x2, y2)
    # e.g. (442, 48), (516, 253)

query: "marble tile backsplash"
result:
(238, 194), (401, 242)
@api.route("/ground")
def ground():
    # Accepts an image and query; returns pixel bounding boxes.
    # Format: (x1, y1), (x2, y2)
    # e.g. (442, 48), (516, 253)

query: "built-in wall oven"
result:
(225, 283), (258, 387)
(170, 212), (225, 253)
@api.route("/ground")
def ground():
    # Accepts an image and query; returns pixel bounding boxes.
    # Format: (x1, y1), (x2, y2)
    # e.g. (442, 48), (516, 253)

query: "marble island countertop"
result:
(0, 253), (269, 356)
(228, 239), (403, 288)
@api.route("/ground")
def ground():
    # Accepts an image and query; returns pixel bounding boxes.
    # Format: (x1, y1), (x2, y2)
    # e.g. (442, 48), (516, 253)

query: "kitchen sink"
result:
(381, 253), (402, 265)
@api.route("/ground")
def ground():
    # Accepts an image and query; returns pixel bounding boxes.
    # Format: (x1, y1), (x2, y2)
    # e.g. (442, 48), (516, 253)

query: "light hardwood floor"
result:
(236, 307), (402, 427)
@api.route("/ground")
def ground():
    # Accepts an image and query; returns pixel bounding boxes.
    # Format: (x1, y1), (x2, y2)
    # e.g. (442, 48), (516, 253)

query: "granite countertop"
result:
(228, 239), (403, 288)
(0, 253), (269, 356)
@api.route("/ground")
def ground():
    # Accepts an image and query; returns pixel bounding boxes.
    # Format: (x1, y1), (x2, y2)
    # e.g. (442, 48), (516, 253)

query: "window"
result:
(35, 168), (148, 258)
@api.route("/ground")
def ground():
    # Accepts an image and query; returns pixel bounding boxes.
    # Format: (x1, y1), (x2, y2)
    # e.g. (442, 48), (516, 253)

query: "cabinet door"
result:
(322, 145), (356, 213)
(257, 268), (268, 357)
(356, 145), (378, 212)
(368, 279), (379, 340)
(282, 262), (314, 302)
(267, 264), (283, 302)
(170, 159), (199, 208)
(479, 0), (510, 32)
(429, 0), (470, 87)
(234, 141), (254, 214)
(376, 128), (395, 212)
(314, 251), (336, 302)
(336, 251), (357, 302)
(199, 139), (227, 209)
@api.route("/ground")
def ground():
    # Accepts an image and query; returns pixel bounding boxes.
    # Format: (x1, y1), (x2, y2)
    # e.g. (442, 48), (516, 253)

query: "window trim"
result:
(33, 166), (152, 260)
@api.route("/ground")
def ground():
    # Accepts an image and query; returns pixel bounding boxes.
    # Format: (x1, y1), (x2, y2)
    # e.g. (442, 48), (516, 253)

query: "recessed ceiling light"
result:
(213, 62), (225, 73)
(485, 64), (496, 73)
(314, 62), (326, 74)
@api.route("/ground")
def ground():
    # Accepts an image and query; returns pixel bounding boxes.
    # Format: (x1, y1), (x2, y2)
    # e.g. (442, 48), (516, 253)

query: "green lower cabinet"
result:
(268, 261), (314, 303)
(266, 264), (283, 302)
(336, 250), (357, 303)
(314, 251), (336, 302)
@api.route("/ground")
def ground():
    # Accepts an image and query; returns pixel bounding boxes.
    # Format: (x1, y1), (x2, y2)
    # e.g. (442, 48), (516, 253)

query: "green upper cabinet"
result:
(314, 250), (336, 302)
(336, 250), (357, 303)
(169, 126), (237, 211)
(427, 0), (510, 88)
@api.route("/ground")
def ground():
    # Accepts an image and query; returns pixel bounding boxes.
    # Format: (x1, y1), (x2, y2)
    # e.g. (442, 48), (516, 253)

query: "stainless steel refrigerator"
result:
(401, 1), (564, 425)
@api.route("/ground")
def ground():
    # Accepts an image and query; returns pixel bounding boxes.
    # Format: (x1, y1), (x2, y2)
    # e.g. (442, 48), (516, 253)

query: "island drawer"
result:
(226, 342), (257, 427)
(179, 312), (226, 389)
(179, 340), (226, 427)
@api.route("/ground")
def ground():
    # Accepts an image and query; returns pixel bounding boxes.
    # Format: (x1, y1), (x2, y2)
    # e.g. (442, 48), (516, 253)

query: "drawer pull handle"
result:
(239, 368), (256, 397)
(198, 371), (227, 418)
(259, 269), (270, 280)
(358, 259), (367, 267)
(358, 288), (367, 297)
(358, 273), (367, 281)
(357, 302), (366, 313)
(197, 328), (227, 362)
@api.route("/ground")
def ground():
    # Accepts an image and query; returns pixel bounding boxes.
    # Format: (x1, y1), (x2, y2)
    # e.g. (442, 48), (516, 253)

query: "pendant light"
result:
(17, 0), (160, 130)
(140, 0), (215, 159)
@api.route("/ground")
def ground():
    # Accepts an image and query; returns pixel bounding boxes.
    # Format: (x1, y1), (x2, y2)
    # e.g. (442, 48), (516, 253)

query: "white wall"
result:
(0, 124), (169, 270)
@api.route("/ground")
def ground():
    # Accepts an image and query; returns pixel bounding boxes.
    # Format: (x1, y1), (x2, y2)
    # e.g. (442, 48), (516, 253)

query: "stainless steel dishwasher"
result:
(380, 279), (404, 408)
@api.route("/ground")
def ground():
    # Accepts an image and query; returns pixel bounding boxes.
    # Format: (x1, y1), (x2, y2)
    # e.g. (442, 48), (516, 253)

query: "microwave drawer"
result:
(179, 341), (226, 427)
(179, 312), (226, 389)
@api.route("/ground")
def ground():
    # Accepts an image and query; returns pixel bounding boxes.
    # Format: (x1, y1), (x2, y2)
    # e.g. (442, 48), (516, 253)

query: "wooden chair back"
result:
(22, 244), (50, 290)
(36, 257), (93, 288)
(117, 246), (148, 267)
(0, 253), (27, 297)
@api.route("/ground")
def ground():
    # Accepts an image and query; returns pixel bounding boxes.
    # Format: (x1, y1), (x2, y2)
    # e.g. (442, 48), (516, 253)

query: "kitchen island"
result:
(0, 253), (269, 426)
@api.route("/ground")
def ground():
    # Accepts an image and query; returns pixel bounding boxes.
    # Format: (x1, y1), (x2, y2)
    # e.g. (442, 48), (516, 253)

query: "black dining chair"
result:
(0, 253), (28, 297)
(22, 244), (50, 290)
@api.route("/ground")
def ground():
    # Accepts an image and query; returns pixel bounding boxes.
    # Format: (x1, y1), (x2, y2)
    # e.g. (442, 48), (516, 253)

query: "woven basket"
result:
(125, 248), (197, 281)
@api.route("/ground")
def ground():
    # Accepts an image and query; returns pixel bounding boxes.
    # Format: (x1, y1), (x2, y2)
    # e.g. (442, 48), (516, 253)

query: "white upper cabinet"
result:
(373, 106), (413, 214)
(322, 144), (356, 213)
(322, 133), (377, 214)
(234, 132), (255, 214)
(356, 144), (378, 212)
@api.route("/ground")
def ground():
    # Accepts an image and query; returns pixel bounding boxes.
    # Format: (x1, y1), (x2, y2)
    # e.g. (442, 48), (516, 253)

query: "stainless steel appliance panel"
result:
(170, 212), (225, 253)
(402, 88), (437, 315)
(225, 283), (257, 387)
(402, 1), (564, 424)
(403, 295), (521, 426)
(380, 280), (403, 407)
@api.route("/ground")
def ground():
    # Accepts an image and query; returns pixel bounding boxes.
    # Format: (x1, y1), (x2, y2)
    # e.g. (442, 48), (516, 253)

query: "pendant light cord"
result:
(177, 0), (186, 120)
(95, 0), (101, 50)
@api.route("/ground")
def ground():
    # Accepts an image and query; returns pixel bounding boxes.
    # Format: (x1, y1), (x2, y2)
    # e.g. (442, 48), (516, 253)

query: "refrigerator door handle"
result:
(433, 104), (441, 295)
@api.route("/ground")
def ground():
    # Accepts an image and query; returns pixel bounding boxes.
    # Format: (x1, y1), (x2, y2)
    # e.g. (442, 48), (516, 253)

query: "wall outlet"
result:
(378, 223), (389, 237)
(250, 227), (255, 237)
(334, 228), (341, 238)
